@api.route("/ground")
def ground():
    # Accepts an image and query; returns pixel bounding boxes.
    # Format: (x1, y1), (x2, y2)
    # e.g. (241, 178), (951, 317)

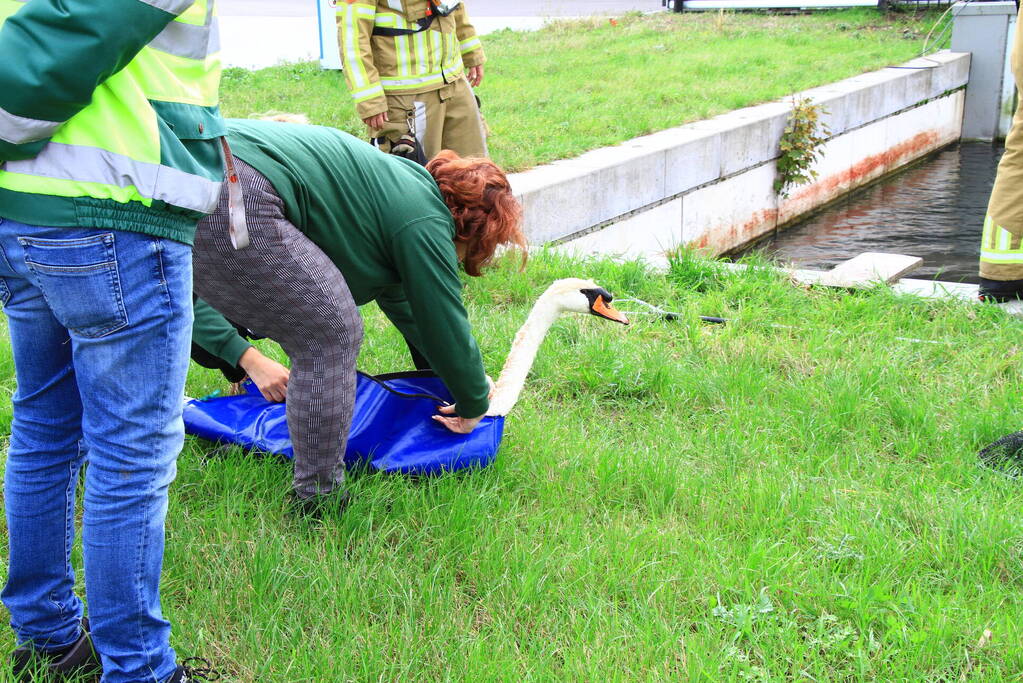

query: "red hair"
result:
(426, 150), (526, 277)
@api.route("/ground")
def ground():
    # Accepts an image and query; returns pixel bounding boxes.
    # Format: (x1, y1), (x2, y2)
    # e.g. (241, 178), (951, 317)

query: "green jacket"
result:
(193, 119), (490, 418)
(0, 0), (225, 243)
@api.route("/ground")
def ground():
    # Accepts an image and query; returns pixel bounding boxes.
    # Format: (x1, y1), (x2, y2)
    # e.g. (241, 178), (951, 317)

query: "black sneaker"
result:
(11, 618), (100, 682)
(289, 488), (352, 520)
(164, 657), (220, 682)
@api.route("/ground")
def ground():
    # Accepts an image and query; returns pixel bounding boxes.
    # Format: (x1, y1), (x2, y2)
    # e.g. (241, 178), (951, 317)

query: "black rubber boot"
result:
(978, 277), (1023, 302)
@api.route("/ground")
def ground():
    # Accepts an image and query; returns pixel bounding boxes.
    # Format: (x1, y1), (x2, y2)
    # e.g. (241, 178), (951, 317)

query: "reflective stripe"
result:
(414, 31), (427, 74)
(1000, 225), (1013, 251)
(380, 74), (444, 89)
(374, 13), (409, 29)
(5, 142), (222, 213)
(138, 0), (196, 16)
(0, 106), (61, 145)
(982, 215), (1023, 255)
(149, 16), (219, 59)
(385, 0), (403, 10)
(413, 100), (427, 150)
(459, 36), (481, 54)
(341, 4), (374, 89)
(337, 3), (375, 15)
(175, 0), (209, 25)
(429, 30), (440, 72)
(982, 214), (995, 250)
(981, 249), (1023, 263)
(396, 35), (410, 77)
(351, 84), (385, 102)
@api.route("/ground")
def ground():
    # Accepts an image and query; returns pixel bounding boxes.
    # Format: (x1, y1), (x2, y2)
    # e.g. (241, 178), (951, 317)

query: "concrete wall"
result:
(510, 51), (970, 262)
(951, 1), (1016, 141)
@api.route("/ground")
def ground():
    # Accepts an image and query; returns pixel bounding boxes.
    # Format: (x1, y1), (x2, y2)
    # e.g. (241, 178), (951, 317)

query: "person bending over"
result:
(190, 118), (524, 511)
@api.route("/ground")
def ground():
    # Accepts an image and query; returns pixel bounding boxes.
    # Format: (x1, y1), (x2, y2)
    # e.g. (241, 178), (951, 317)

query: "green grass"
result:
(221, 9), (942, 171)
(3, 250), (1023, 680)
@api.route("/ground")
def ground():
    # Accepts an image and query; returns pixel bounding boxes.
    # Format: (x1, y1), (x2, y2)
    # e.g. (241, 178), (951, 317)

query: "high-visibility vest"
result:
(0, 0), (224, 223)
(336, 0), (485, 120)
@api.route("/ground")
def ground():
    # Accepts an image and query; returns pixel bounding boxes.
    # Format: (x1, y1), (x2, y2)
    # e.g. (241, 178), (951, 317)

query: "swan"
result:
(486, 278), (629, 417)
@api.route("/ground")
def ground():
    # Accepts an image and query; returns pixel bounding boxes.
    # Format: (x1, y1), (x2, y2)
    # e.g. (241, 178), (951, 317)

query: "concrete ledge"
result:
(513, 51), (971, 259)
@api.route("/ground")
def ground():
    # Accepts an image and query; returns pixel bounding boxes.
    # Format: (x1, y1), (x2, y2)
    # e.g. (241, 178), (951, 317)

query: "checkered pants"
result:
(192, 159), (363, 498)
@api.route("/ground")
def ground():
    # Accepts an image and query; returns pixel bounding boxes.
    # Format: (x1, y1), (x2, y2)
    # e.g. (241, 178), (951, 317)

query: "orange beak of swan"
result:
(591, 294), (629, 325)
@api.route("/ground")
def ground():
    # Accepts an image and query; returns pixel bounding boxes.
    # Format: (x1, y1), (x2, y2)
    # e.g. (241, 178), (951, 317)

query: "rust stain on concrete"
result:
(699, 130), (944, 255)
(781, 130), (942, 222)
(694, 208), (779, 255)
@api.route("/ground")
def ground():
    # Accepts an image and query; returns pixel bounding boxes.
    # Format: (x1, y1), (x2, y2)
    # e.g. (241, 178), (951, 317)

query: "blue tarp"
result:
(183, 371), (505, 475)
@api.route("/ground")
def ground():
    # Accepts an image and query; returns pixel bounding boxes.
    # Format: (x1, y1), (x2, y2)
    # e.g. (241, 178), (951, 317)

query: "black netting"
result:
(978, 430), (1023, 476)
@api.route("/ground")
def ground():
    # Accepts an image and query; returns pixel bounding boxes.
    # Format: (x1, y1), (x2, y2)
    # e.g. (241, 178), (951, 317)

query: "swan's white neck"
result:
(486, 295), (565, 417)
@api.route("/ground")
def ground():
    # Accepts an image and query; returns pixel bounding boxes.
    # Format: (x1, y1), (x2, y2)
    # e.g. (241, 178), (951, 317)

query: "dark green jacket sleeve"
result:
(0, 0), (188, 161)
(375, 287), (426, 356)
(192, 297), (252, 368)
(388, 218), (489, 418)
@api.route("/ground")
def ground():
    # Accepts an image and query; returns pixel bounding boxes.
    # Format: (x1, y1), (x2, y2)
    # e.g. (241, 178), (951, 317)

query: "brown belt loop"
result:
(219, 136), (250, 250)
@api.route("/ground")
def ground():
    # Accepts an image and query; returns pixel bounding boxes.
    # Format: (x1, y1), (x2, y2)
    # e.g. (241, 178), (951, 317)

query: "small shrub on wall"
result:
(775, 97), (831, 198)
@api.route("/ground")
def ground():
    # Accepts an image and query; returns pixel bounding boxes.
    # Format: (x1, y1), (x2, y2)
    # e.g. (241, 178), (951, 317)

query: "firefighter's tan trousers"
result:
(981, 6), (1023, 281)
(371, 77), (488, 160)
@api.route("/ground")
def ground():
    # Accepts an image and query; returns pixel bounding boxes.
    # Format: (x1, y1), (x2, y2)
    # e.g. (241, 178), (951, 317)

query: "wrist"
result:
(237, 346), (262, 372)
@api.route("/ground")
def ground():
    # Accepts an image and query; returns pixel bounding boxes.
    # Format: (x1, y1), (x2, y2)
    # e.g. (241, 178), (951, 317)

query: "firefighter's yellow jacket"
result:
(337, 0), (485, 120)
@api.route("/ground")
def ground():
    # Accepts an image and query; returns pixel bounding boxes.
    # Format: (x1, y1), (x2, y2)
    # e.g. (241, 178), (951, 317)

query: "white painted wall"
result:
(514, 51), (971, 262)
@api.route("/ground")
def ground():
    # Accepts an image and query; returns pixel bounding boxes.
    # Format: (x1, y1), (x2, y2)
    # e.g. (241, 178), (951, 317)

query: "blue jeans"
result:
(0, 218), (191, 683)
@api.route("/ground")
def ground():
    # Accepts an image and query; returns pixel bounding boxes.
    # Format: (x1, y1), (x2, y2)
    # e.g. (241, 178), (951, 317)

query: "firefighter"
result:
(337, 0), (488, 162)
(978, 4), (1023, 301)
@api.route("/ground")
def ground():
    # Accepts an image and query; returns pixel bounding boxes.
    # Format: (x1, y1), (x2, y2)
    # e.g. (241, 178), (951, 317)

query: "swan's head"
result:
(543, 278), (629, 324)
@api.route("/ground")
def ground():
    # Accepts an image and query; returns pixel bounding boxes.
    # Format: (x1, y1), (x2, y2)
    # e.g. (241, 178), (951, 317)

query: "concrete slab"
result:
(841, 69), (907, 131)
(926, 51), (972, 97)
(716, 102), (791, 176)
(882, 63), (933, 116)
(953, 4), (1015, 139)
(893, 278), (979, 300)
(554, 199), (683, 262)
(799, 84), (852, 137)
(638, 126), (722, 196)
(812, 252), (924, 288)
(509, 161), (601, 244)
(681, 163), (779, 254)
(880, 91), (964, 176)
